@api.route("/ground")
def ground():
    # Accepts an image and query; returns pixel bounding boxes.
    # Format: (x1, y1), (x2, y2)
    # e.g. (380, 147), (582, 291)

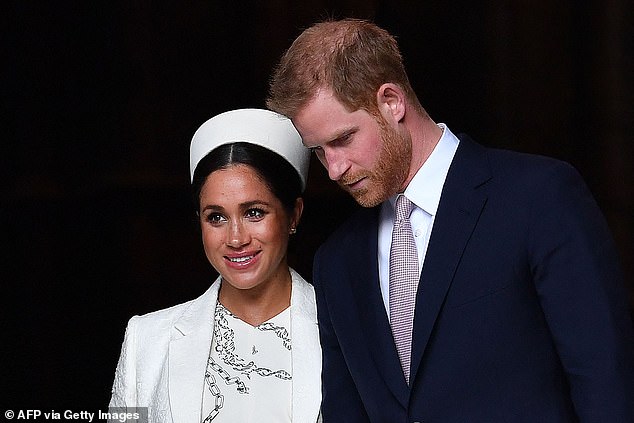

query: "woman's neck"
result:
(218, 270), (292, 326)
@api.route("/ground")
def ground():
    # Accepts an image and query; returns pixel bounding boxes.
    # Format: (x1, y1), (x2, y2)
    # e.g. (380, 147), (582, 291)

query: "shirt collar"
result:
(389, 123), (459, 216)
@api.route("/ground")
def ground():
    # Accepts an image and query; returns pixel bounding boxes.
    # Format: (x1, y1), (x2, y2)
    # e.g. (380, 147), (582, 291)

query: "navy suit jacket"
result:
(313, 135), (634, 422)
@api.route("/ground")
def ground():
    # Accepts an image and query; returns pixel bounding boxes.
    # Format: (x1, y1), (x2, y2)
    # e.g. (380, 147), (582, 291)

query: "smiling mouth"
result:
(227, 255), (256, 263)
(224, 251), (261, 266)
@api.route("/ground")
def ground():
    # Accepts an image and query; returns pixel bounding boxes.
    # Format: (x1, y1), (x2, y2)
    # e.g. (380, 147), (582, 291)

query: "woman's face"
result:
(198, 164), (301, 292)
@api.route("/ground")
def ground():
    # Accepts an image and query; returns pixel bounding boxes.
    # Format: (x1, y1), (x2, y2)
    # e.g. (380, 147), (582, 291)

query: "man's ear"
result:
(377, 83), (406, 123)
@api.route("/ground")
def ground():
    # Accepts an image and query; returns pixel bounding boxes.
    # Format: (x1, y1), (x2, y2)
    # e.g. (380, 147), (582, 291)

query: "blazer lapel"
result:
(289, 269), (322, 422)
(168, 279), (220, 423)
(347, 208), (410, 407)
(409, 136), (491, 384)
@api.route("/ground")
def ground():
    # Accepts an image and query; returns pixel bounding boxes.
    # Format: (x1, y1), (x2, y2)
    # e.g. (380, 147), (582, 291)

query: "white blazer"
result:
(109, 269), (322, 422)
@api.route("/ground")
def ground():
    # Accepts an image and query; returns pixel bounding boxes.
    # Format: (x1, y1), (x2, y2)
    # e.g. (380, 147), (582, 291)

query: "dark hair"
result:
(191, 142), (302, 214)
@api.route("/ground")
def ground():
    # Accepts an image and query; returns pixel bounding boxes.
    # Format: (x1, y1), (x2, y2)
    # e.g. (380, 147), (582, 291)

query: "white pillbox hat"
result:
(189, 108), (310, 190)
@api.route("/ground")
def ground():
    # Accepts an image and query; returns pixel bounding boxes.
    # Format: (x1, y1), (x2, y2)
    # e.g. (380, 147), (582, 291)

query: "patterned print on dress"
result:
(203, 302), (292, 422)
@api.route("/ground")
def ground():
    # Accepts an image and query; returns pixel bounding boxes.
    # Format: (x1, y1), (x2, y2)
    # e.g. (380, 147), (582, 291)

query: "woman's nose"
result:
(226, 220), (250, 248)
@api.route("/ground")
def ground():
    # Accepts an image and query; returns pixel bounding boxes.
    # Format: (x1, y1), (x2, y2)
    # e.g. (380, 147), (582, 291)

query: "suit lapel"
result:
(347, 208), (410, 407)
(409, 136), (491, 384)
(168, 280), (220, 423)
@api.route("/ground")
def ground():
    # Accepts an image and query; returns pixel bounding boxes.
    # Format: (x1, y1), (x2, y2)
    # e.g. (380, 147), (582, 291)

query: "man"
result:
(267, 19), (634, 422)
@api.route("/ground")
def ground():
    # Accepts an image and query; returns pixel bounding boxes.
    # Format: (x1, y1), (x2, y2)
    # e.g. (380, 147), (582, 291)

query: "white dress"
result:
(109, 269), (321, 422)
(202, 302), (292, 422)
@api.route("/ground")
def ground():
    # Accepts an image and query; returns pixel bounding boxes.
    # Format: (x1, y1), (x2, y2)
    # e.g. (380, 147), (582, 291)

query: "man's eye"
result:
(330, 132), (353, 147)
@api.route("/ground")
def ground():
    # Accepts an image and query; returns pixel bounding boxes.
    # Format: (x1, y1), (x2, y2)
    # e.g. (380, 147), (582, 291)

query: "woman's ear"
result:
(377, 83), (406, 123)
(290, 197), (304, 234)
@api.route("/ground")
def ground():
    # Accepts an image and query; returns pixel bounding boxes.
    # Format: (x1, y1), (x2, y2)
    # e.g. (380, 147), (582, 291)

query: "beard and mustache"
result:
(338, 117), (412, 208)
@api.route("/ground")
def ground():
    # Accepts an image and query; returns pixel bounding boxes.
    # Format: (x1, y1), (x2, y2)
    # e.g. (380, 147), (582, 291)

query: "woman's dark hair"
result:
(192, 142), (302, 214)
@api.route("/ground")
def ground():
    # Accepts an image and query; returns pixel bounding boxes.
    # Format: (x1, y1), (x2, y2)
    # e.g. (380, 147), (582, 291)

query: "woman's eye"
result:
(245, 208), (265, 220)
(206, 213), (226, 225)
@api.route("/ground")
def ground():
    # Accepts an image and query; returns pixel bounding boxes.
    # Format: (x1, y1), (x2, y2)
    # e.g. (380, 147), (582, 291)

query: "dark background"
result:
(3, 0), (632, 409)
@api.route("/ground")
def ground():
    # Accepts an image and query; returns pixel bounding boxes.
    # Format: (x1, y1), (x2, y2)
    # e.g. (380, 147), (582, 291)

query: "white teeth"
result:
(228, 255), (254, 263)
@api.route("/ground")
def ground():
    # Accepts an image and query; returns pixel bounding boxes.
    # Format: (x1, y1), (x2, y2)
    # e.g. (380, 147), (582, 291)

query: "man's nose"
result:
(323, 148), (349, 181)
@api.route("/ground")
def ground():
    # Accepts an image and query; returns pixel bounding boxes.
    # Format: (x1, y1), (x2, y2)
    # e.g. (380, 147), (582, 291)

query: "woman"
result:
(109, 109), (321, 422)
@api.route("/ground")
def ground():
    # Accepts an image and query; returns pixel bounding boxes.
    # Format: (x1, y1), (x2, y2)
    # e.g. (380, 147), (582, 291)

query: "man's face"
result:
(293, 88), (411, 207)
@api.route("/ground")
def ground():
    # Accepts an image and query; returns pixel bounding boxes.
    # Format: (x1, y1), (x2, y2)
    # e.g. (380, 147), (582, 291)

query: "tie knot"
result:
(395, 194), (414, 221)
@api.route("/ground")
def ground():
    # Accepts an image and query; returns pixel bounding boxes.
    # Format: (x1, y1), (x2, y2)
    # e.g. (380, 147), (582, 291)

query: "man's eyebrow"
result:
(323, 126), (358, 145)
(302, 125), (358, 149)
(332, 126), (357, 141)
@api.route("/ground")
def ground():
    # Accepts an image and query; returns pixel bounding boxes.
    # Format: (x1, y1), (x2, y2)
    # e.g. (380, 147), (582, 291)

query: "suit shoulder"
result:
(451, 134), (583, 192)
(122, 301), (190, 346)
(128, 284), (216, 333)
(136, 297), (194, 320)
(483, 145), (583, 188)
(486, 145), (569, 170)
(474, 143), (602, 229)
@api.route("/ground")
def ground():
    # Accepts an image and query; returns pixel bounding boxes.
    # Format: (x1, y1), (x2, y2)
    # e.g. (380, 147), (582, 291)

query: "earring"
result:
(290, 227), (297, 234)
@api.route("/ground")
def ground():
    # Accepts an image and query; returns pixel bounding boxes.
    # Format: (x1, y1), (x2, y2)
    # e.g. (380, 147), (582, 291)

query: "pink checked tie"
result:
(389, 194), (419, 384)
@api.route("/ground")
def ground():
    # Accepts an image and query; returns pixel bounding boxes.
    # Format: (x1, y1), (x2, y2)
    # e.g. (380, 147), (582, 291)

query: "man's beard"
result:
(339, 119), (412, 207)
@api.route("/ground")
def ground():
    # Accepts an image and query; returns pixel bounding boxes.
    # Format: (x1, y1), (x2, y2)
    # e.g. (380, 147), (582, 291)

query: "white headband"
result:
(189, 108), (310, 190)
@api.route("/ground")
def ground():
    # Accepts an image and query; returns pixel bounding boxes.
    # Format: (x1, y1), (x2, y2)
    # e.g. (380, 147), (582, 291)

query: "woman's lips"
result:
(224, 251), (261, 269)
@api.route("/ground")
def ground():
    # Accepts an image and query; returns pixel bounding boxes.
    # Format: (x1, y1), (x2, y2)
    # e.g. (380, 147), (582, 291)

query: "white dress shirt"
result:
(378, 124), (460, 316)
